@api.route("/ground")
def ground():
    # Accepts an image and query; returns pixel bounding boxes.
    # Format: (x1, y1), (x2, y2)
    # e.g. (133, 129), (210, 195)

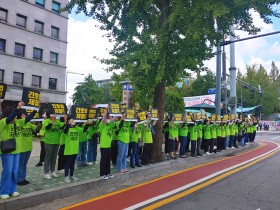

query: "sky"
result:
(66, 7), (280, 104)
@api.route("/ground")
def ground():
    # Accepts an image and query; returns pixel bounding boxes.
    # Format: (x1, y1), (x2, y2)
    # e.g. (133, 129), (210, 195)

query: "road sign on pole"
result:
(208, 88), (216, 94)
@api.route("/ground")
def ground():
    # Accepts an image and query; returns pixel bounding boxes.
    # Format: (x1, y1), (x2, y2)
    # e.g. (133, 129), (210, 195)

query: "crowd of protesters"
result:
(0, 101), (258, 200)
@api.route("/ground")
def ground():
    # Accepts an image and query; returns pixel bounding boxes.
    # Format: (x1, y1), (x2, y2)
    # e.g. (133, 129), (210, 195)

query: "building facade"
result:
(0, 0), (68, 106)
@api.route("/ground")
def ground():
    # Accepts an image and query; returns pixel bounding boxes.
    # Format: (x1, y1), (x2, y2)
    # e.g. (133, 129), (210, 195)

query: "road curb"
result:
(0, 144), (260, 210)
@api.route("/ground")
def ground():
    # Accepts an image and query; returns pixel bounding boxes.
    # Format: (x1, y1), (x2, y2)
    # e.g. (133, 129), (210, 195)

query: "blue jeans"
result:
(229, 135), (234, 148)
(17, 151), (31, 182)
(0, 153), (20, 195)
(77, 142), (87, 166)
(240, 136), (245, 146)
(179, 136), (187, 156)
(117, 141), (128, 171)
(245, 133), (249, 143)
(130, 142), (140, 166)
(87, 138), (98, 163)
(225, 136), (229, 148)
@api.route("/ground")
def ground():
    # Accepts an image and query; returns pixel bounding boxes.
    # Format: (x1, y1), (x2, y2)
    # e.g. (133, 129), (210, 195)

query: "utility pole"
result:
(215, 44), (222, 115)
(222, 45), (227, 115)
(229, 25), (237, 115)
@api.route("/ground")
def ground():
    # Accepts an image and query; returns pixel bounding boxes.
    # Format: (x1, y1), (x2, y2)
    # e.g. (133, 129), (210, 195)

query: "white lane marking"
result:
(124, 141), (280, 210)
(271, 136), (280, 139)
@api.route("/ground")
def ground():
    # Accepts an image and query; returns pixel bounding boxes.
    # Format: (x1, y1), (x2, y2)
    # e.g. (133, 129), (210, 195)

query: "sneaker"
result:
(107, 174), (114, 178)
(1, 195), (9, 200)
(130, 165), (135, 168)
(58, 169), (64, 174)
(12, 192), (20, 197)
(100, 175), (108, 180)
(35, 162), (43, 167)
(71, 175), (79, 181)
(44, 174), (52, 180)
(87, 162), (93, 165)
(94, 161), (99, 164)
(51, 172), (59, 178)
(64, 176), (71, 183)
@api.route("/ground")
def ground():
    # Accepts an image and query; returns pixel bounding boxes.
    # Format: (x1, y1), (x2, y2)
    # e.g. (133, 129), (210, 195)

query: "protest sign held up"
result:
(71, 106), (88, 122)
(22, 87), (40, 111)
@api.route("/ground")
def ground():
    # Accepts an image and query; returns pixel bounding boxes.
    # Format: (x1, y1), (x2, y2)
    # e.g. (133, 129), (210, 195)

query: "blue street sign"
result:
(208, 88), (216, 94)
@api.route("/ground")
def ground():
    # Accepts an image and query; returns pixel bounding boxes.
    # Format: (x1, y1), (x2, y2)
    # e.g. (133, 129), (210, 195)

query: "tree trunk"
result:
(151, 79), (166, 162)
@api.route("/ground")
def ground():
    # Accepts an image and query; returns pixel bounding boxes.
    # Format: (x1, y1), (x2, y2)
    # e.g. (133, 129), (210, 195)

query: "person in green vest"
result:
(57, 117), (67, 173)
(225, 120), (230, 149)
(216, 121), (222, 152)
(130, 121), (143, 168)
(229, 119), (236, 148)
(179, 118), (188, 158)
(248, 121), (254, 143)
(202, 119), (211, 154)
(163, 121), (169, 155)
(63, 116), (89, 183)
(168, 117), (178, 159)
(42, 111), (64, 180)
(141, 115), (155, 165)
(210, 121), (217, 153)
(196, 120), (203, 156)
(17, 111), (39, 186)
(35, 114), (46, 167)
(252, 120), (258, 143)
(99, 109), (116, 180)
(220, 119), (226, 150)
(76, 122), (89, 167)
(87, 119), (100, 165)
(189, 116), (197, 157)
(111, 118), (120, 166)
(116, 113), (131, 172)
(0, 101), (36, 200)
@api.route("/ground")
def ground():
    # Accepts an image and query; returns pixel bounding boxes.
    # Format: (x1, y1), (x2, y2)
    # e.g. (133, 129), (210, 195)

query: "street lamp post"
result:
(65, 70), (84, 103)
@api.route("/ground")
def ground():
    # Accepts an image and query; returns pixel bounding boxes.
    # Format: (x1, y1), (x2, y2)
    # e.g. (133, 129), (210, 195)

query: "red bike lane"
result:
(61, 141), (279, 210)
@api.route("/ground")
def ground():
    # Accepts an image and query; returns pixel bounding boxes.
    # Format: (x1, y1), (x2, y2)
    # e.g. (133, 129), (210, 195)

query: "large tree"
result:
(66, 0), (280, 162)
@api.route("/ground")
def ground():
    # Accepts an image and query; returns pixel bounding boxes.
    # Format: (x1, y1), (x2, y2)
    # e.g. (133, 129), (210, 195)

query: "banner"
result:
(108, 103), (122, 116)
(0, 83), (7, 99)
(125, 108), (137, 121)
(184, 94), (215, 107)
(23, 108), (42, 122)
(97, 107), (107, 119)
(48, 103), (67, 117)
(88, 108), (97, 120)
(137, 111), (146, 124)
(173, 113), (183, 123)
(71, 106), (88, 122)
(21, 87), (40, 111)
(150, 108), (158, 120)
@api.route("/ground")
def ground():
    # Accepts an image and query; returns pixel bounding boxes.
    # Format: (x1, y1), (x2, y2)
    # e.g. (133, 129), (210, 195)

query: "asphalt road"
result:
(156, 131), (280, 210)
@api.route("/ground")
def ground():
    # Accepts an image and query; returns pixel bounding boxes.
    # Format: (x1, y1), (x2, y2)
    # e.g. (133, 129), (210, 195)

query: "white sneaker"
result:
(58, 169), (64, 174)
(107, 174), (114, 178)
(12, 192), (20, 197)
(206, 152), (210, 155)
(44, 174), (52, 180)
(71, 175), (79, 181)
(64, 176), (71, 183)
(100, 175), (108, 180)
(51, 172), (59, 178)
(1, 195), (9, 200)
(94, 161), (99, 164)
(87, 162), (93, 165)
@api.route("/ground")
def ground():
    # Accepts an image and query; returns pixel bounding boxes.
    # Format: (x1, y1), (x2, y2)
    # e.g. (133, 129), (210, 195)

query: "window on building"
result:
(32, 75), (41, 88)
(34, 20), (44, 34)
(0, 70), (4, 83)
(0, 8), (8, 22)
(49, 78), (57, 90)
(52, 1), (60, 14)
(50, 52), (58, 64)
(51, 26), (59, 39)
(14, 43), (25, 57)
(13, 72), (24, 86)
(16, 14), (27, 28)
(0, 38), (6, 53)
(35, 0), (45, 8)
(33, 47), (43, 61)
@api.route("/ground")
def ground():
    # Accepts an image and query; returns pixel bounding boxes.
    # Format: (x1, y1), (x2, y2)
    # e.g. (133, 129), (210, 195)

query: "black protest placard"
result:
(150, 108), (158, 120)
(108, 103), (122, 116)
(71, 106), (88, 122)
(97, 107), (107, 119)
(137, 111), (146, 124)
(125, 108), (137, 121)
(120, 104), (127, 112)
(88, 108), (97, 120)
(22, 88), (40, 111)
(48, 103), (67, 116)
(22, 108), (43, 122)
(0, 83), (7, 99)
